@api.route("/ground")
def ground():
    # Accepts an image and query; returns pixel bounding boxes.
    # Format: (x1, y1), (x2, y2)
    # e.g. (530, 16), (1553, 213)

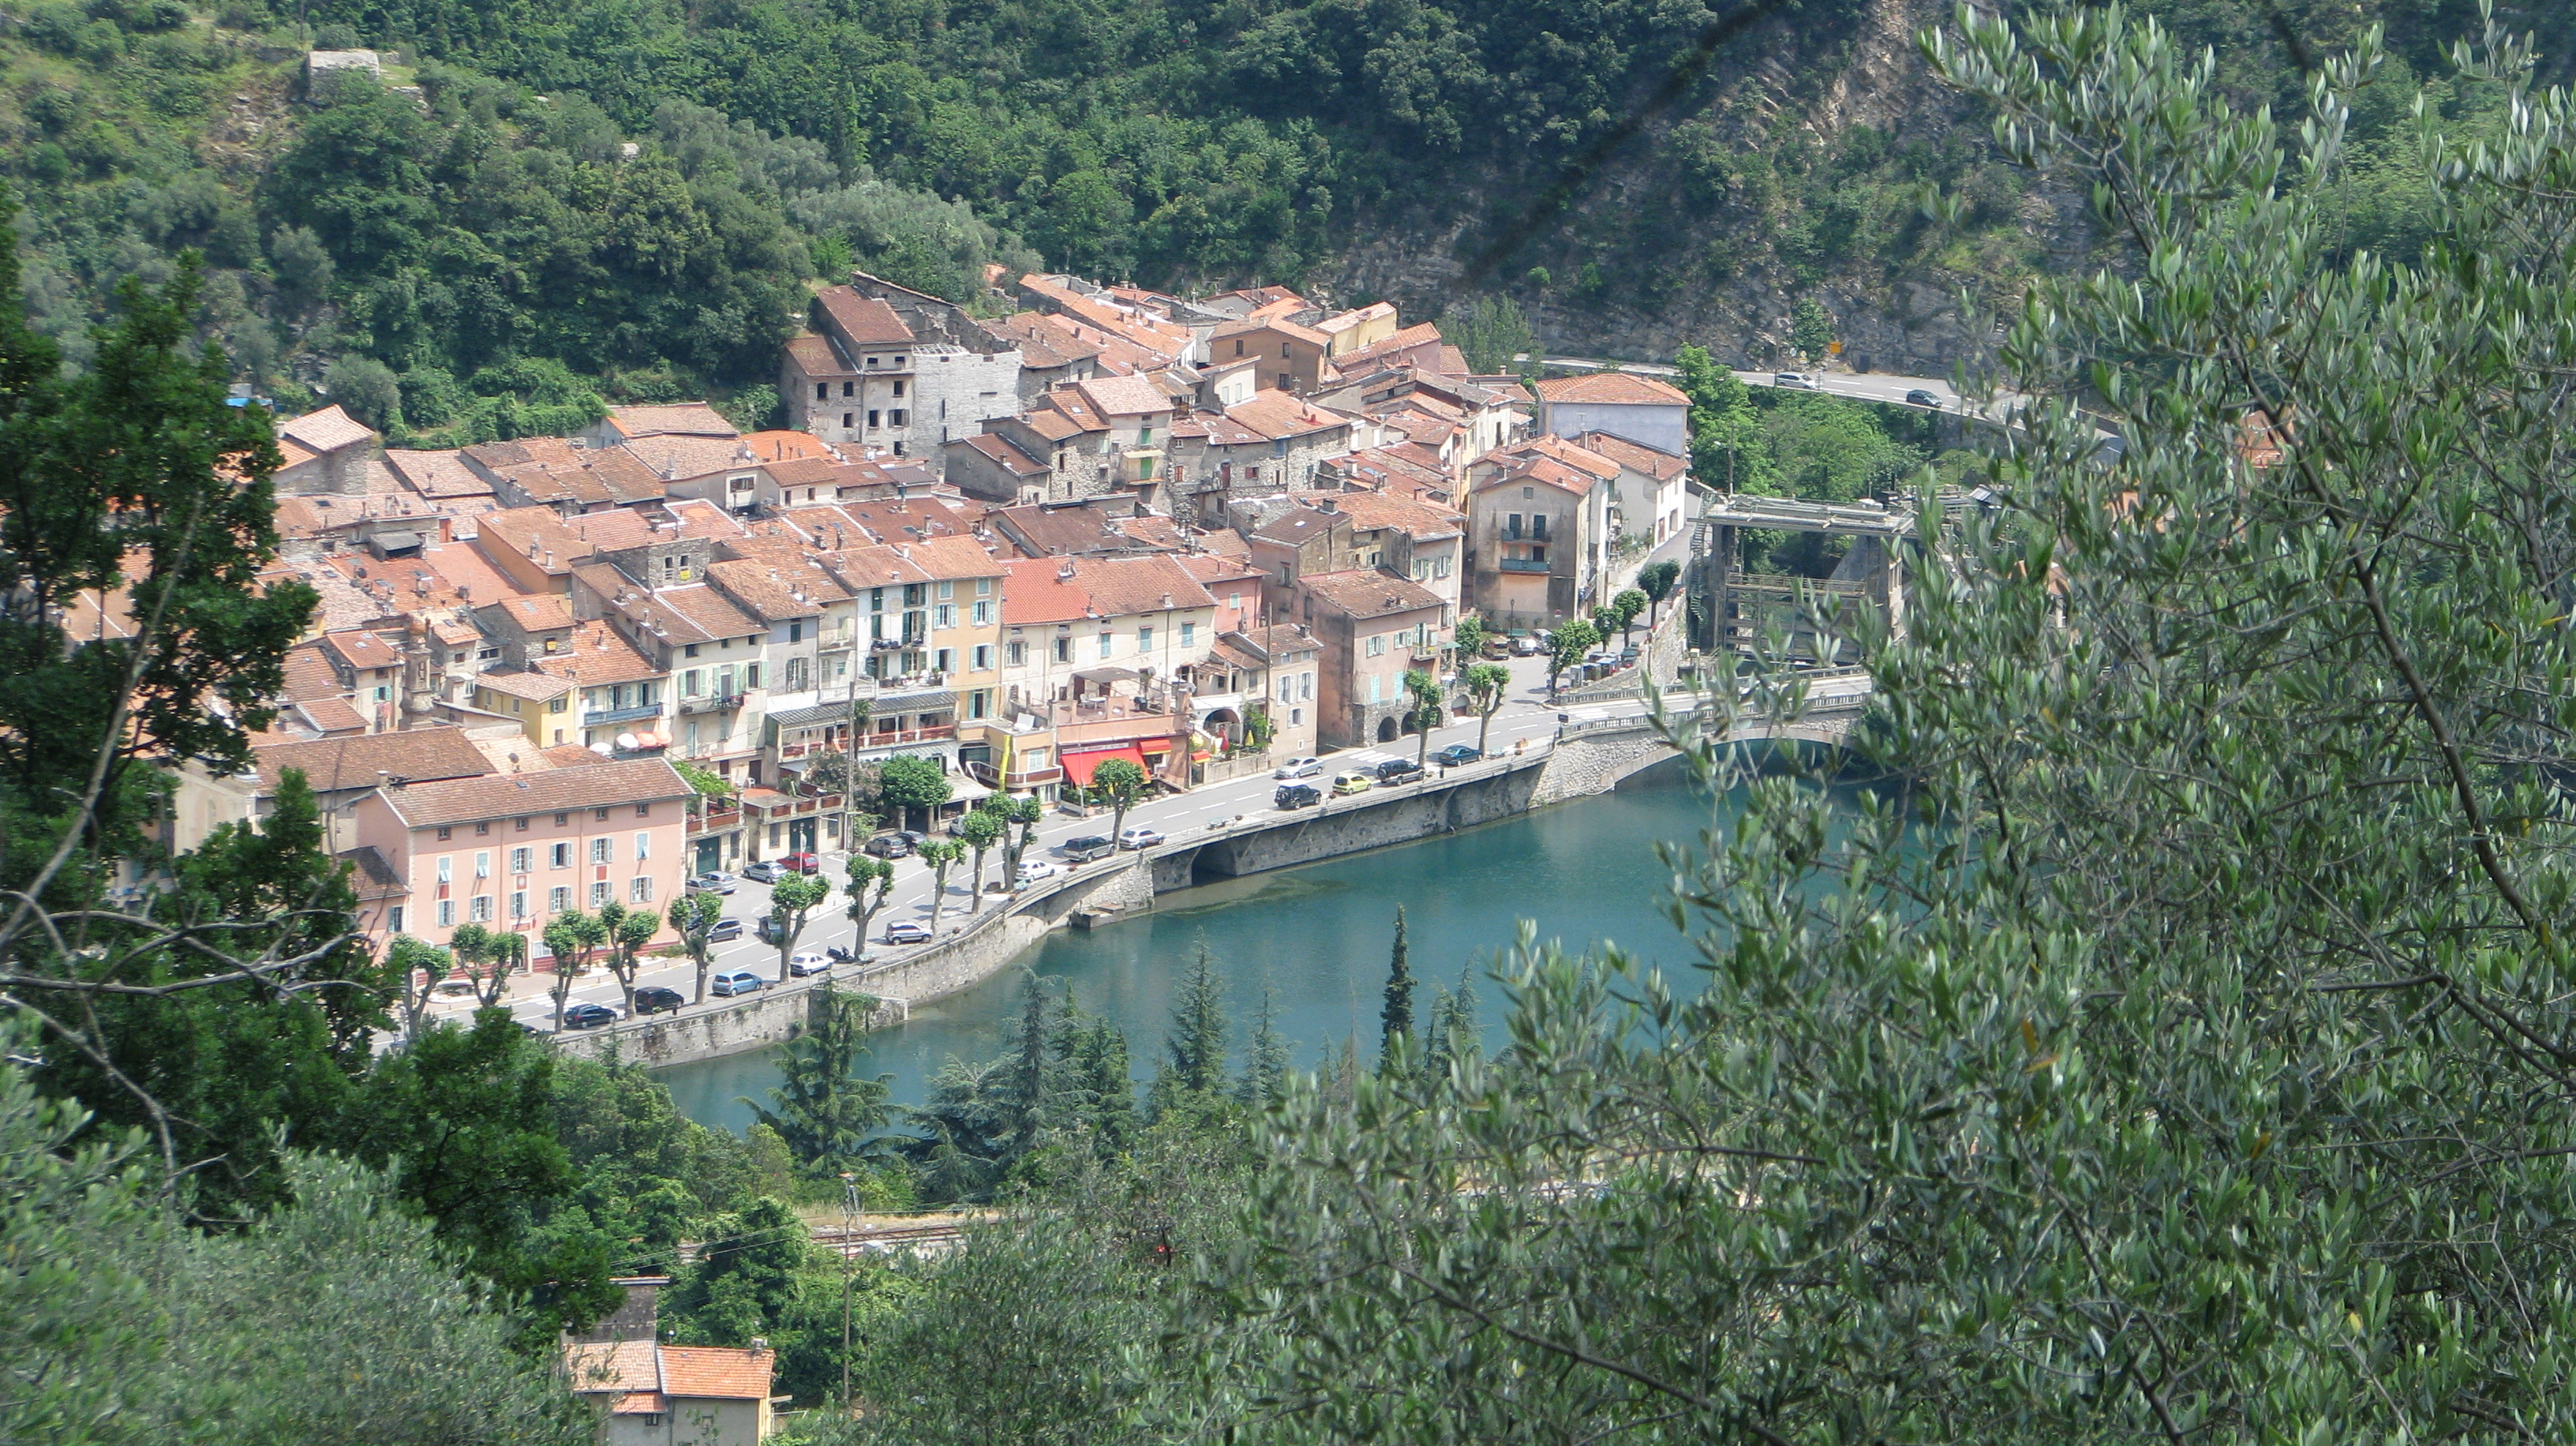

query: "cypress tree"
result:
(1237, 976), (1293, 1107)
(1155, 941), (1230, 1106)
(1003, 971), (1054, 1156)
(1379, 906), (1414, 1073)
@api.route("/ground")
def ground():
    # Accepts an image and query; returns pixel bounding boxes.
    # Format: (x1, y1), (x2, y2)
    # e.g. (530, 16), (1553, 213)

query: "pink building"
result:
(346, 759), (696, 957)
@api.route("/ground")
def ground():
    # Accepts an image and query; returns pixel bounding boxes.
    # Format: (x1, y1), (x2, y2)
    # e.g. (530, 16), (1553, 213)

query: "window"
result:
(1006, 640), (1026, 667)
(971, 644), (992, 671)
(893, 379), (905, 397)
(1137, 625), (1154, 651)
(592, 838), (612, 864)
(634, 832), (650, 860)
(969, 689), (989, 720)
(550, 841), (571, 868)
(1506, 512), (1522, 540)
(594, 807), (610, 822)
(971, 599), (991, 625)
(1532, 545), (1548, 564)
(1522, 485), (1536, 499)
(436, 899), (455, 927)
(549, 695), (567, 714)
(1097, 632), (1114, 659)
(436, 856), (452, 884)
(889, 408), (907, 427)
(934, 646), (954, 673)
(510, 847), (531, 874)
(474, 821), (490, 837)
(1532, 513), (1549, 540)
(474, 852), (490, 878)
(684, 669), (702, 696)
(867, 410), (882, 428)
(1367, 635), (1387, 657)
(1180, 622), (1195, 646)
(511, 890), (527, 920)
(1436, 555), (1451, 579)
(590, 882), (612, 907)
(637, 802), (651, 818)
(975, 578), (993, 598)
(630, 876), (653, 904)
(934, 604), (956, 628)
(1281, 342), (1291, 358)
(1234, 338), (1245, 357)
(1054, 636), (1071, 663)
(515, 815), (530, 831)
(904, 583), (926, 607)
(436, 826), (453, 842)
(842, 380), (855, 398)
(389, 905), (405, 933)
(1291, 707), (1303, 725)
(843, 412), (853, 428)
(1302, 672), (1313, 700)
(744, 663), (762, 689)
(549, 886), (571, 913)
(469, 894), (492, 923)
(817, 381), (829, 400)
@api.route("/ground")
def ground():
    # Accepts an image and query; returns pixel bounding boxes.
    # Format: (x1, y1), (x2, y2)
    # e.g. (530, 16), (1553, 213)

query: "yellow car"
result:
(1330, 770), (1374, 796)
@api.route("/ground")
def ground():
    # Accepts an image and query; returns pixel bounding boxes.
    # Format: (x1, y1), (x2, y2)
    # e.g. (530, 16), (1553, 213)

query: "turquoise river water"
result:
(659, 760), (1745, 1130)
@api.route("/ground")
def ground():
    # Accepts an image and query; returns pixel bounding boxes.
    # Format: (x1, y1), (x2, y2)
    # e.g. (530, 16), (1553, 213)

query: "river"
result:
(659, 758), (1756, 1130)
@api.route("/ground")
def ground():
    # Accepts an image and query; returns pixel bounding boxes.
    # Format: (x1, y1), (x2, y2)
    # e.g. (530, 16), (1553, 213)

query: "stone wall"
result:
(1153, 755), (1548, 888)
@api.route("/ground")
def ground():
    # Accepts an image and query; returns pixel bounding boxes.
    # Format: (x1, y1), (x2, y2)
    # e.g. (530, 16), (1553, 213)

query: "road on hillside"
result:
(433, 649), (1750, 1034)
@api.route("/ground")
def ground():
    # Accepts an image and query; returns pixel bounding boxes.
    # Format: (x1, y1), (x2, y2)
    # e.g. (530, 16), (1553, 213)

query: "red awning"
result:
(1061, 744), (1150, 787)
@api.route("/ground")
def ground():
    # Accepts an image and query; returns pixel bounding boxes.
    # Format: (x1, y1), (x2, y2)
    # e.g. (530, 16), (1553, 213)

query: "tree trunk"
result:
(1478, 706), (1496, 759)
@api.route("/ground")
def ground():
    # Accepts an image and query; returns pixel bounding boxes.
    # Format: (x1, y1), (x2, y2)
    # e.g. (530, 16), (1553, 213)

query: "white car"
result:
(1118, 826), (1165, 850)
(1773, 371), (1821, 389)
(884, 920), (934, 946)
(1273, 757), (1323, 780)
(1016, 859), (1062, 884)
(787, 949), (831, 977)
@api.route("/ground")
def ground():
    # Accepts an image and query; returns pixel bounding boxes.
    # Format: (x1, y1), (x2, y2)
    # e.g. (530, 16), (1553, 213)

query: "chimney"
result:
(1057, 559), (1076, 581)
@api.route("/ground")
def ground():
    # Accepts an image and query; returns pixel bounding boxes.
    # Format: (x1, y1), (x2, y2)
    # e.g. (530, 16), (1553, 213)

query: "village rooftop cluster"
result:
(140, 271), (1697, 961)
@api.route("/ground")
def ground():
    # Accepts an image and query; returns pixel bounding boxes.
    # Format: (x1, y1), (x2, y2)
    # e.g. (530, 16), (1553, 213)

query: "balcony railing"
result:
(677, 693), (741, 716)
(1498, 558), (1551, 574)
(582, 701), (663, 725)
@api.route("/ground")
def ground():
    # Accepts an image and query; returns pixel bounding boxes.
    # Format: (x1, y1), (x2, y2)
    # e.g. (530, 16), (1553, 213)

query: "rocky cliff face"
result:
(1319, 0), (2087, 373)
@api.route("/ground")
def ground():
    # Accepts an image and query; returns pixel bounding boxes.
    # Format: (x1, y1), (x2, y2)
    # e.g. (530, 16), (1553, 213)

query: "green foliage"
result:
(0, 1026), (590, 1446)
(1462, 661), (1511, 756)
(1636, 559), (1682, 624)
(1150, 943), (1230, 1114)
(747, 988), (896, 1176)
(666, 890), (727, 1003)
(767, 871), (833, 966)
(874, 753), (952, 824)
(1090, 755), (1149, 840)
(1451, 614), (1490, 659)
(1378, 906), (1413, 1073)
(1788, 295), (1836, 362)
(1160, 13), (2576, 1439)
(1439, 295), (1537, 375)
(1544, 617), (1599, 689)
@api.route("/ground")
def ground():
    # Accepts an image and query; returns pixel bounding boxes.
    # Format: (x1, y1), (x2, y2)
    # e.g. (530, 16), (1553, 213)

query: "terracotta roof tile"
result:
(1070, 374), (1175, 418)
(381, 449), (493, 500)
(655, 1346), (775, 1401)
(279, 404), (375, 455)
(784, 334), (852, 376)
(1532, 372), (1691, 406)
(706, 559), (831, 620)
(1226, 391), (1351, 441)
(1572, 430), (1689, 480)
(379, 757), (692, 830)
(957, 432), (1048, 478)
(1295, 568), (1446, 620)
(605, 403), (738, 441)
(255, 726), (493, 794)
(815, 289), (915, 348)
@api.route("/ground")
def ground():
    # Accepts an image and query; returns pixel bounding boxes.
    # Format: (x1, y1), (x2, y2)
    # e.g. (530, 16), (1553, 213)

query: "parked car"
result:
(780, 852), (822, 874)
(862, 832), (915, 860)
(1273, 756), (1323, 780)
(1482, 636), (1515, 659)
(740, 860), (786, 883)
(710, 969), (766, 998)
(634, 987), (686, 1014)
(1118, 826), (1165, 850)
(1016, 859), (1062, 884)
(883, 920), (934, 946)
(1432, 744), (1483, 767)
(1375, 759), (1426, 786)
(432, 979), (476, 1000)
(758, 915), (788, 946)
(1774, 371), (1821, 389)
(1511, 634), (1544, 657)
(706, 916), (743, 943)
(1904, 388), (1942, 408)
(787, 949), (832, 977)
(1275, 782), (1323, 810)
(1060, 835), (1117, 863)
(685, 871), (737, 895)
(562, 1002), (623, 1029)
(1331, 770), (1374, 796)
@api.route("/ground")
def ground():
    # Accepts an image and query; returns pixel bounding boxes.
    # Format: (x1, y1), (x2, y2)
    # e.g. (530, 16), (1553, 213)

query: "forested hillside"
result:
(0, 0), (2557, 422)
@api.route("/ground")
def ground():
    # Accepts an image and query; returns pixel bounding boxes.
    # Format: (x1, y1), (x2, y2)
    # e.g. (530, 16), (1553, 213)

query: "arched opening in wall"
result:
(1203, 707), (1241, 746)
(1376, 716), (1398, 743)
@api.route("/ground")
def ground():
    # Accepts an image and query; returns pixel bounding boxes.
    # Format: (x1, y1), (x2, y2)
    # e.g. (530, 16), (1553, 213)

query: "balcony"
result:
(677, 693), (741, 716)
(966, 759), (1065, 790)
(582, 701), (663, 725)
(688, 804), (741, 834)
(1498, 558), (1552, 574)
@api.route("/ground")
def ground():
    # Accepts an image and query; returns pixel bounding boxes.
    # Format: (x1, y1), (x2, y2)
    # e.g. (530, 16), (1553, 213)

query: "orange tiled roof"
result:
(1532, 372), (1690, 406)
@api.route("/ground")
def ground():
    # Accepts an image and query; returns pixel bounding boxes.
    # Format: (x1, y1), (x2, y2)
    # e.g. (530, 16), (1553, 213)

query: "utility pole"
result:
(840, 1170), (858, 1413)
